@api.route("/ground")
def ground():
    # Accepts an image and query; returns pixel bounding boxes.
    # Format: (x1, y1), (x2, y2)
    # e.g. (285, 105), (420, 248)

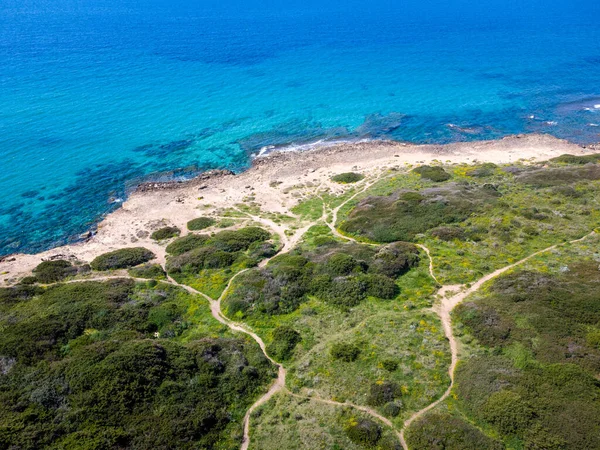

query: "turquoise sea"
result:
(1, 0), (600, 255)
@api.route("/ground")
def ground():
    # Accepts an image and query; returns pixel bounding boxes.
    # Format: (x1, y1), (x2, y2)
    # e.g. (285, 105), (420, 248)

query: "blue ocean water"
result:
(1, 0), (600, 255)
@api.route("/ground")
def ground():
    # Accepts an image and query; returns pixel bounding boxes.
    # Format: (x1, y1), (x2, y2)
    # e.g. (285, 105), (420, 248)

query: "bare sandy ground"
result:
(0, 133), (590, 285)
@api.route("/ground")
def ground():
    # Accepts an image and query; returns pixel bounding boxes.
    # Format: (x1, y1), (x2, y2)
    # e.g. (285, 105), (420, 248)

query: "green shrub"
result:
(381, 359), (399, 372)
(550, 153), (600, 164)
(326, 277), (368, 308)
(165, 234), (210, 256)
(325, 253), (363, 276)
(405, 412), (503, 450)
(211, 227), (270, 252)
(331, 172), (365, 183)
(431, 226), (466, 242)
(187, 217), (216, 231)
(370, 243), (420, 278)
(150, 226), (180, 241)
(362, 274), (400, 299)
(128, 264), (166, 280)
(33, 260), (77, 283)
(482, 390), (533, 434)
(412, 165), (451, 182)
(266, 326), (302, 361)
(345, 418), (381, 446)
(330, 343), (361, 362)
(382, 401), (402, 417)
(367, 381), (401, 407)
(90, 248), (155, 271)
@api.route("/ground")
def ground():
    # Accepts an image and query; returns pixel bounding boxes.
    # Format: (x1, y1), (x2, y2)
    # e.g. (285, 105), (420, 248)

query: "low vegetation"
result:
(331, 172), (365, 183)
(90, 247), (155, 271)
(187, 217), (216, 231)
(150, 226), (180, 240)
(0, 280), (275, 449)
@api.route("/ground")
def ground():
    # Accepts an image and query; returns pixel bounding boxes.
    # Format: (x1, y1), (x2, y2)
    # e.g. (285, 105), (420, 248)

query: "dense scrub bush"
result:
(33, 260), (78, 283)
(266, 326), (301, 361)
(369, 242), (420, 278)
(0, 280), (274, 449)
(224, 241), (417, 318)
(361, 274), (400, 299)
(166, 234), (210, 256)
(325, 277), (368, 308)
(465, 163), (498, 178)
(91, 248), (155, 271)
(187, 217), (216, 231)
(454, 262), (600, 448)
(128, 263), (166, 280)
(405, 412), (503, 450)
(0, 284), (43, 305)
(381, 359), (399, 372)
(345, 418), (382, 446)
(331, 172), (365, 183)
(412, 165), (451, 182)
(211, 227), (270, 252)
(516, 164), (600, 187)
(382, 402), (402, 417)
(550, 153), (600, 164)
(330, 343), (361, 362)
(367, 381), (401, 407)
(481, 390), (533, 434)
(150, 226), (180, 241)
(431, 226), (466, 241)
(340, 184), (499, 242)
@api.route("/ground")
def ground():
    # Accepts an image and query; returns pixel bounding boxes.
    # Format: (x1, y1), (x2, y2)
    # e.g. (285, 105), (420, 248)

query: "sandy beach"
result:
(0, 133), (593, 285)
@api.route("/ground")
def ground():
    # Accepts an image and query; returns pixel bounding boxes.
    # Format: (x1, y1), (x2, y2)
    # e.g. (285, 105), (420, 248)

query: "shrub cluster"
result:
(405, 412), (503, 450)
(266, 326), (302, 361)
(150, 226), (180, 240)
(330, 342), (361, 362)
(90, 248), (155, 271)
(128, 263), (166, 280)
(0, 280), (274, 449)
(412, 165), (451, 182)
(223, 242), (415, 317)
(32, 260), (79, 283)
(340, 184), (499, 242)
(331, 172), (365, 183)
(550, 153), (600, 165)
(454, 262), (600, 448)
(367, 381), (401, 407)
(187, 217), (216, 231)
(345, 418), (382, 446)
(165, 227), (271, 276)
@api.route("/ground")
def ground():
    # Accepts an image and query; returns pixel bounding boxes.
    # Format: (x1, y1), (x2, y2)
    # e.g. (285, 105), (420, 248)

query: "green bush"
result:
(431, 226), (466, 242)
(331, 172), (365, 184)
(481, 390), (533, 434)
(325, 253), (363, 276)
(412, 165), (451, 182)
(381, 359), (398, 372)
(330, 342), (361, 362)
(187, 217), (216, 231)
(128, 263), (166, 280)
(165, 234), (210, 256)
(150, 226), (180, 241)
(550, 153), (600, 164)
(33, 260), (78, 283)
(362, 274), (400, 299)
(326, 277), (368, 308)
(90, 248), (155, 271)
(0, 279), (275, 449)
(266, 326), (302, 361)
(345, 418), (381, 446)
(340, 184), (498, 243)
(367, 381), (401, 407)
(211, 227), (271, 252)
(370, 243), (420, 278)
(405, 412), (503, 450)
(382, 401), (402, 417)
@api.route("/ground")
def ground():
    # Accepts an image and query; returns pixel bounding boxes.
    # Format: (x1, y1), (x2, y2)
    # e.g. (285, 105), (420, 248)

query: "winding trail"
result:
(31, 175), (596, 449)
(398, 231), (596, 449)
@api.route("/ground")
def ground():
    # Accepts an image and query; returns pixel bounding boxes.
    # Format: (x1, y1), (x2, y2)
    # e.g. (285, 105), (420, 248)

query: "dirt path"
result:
(398, 231), (596, 449)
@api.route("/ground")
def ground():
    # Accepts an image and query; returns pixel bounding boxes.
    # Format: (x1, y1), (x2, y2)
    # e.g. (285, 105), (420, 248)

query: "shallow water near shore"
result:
(1, 0), (600, 255)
